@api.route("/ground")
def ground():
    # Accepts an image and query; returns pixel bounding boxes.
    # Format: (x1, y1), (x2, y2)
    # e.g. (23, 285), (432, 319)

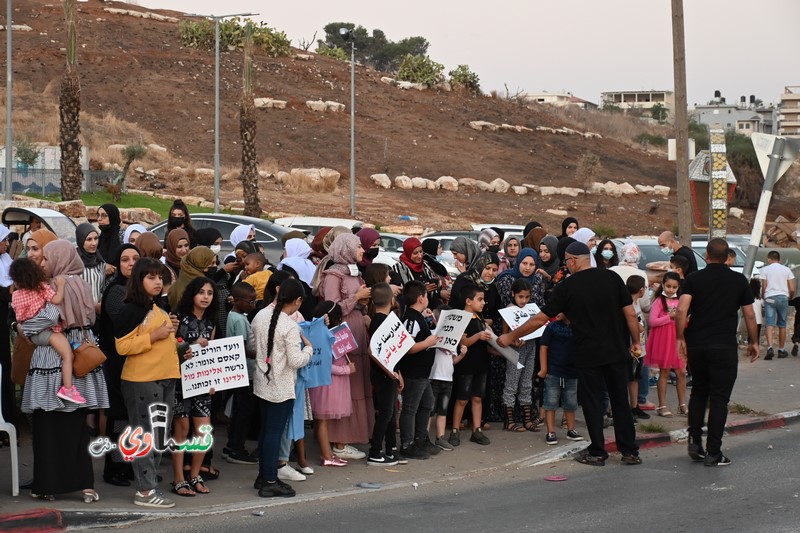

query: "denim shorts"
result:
(430, 379), (453, 416)
(543, 375), (578, 411)
(764, 295), (789, 328)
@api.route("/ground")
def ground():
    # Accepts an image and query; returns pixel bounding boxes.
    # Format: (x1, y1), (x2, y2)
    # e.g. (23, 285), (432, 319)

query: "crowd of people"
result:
(0, 202), (771, 506)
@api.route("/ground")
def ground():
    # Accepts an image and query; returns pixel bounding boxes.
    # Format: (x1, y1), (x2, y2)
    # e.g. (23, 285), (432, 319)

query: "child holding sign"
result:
(429, 305), (467, 451)
(450, 284), (493, 447)
(501, 279), (539, 432)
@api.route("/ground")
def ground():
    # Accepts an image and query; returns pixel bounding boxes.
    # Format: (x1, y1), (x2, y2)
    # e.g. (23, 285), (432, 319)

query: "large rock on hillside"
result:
(395, 175), (413, 190)
(436, 176), (458, 192)
(490, 178), (511, 193)
(411, 177), (428, 189)
(370, 174), (391, 189)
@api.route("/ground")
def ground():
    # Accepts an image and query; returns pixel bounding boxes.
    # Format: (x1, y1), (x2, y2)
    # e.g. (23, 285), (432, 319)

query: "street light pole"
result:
(5, 0), (13, 200)
(186, 12), (257, 213)
(339, 27), (356, 217)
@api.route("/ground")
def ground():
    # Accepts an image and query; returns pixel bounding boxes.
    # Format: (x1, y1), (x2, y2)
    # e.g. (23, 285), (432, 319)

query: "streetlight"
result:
(186, 12), (258, 213)
(5, 0), (13, 200)
(339, 27), (356, 217)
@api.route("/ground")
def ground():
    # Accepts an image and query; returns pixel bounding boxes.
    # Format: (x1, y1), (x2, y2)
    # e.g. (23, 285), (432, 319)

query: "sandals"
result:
(82, 490), (100, 504)
(171, 480), (196, 497)
(189, 476), (210, 494)
(184, 465), (220, 480)
(521, 405), (541, 432)
(505, 407), (526, 432)
(678, 404), (689, 416)
(657, 406), (674, 418)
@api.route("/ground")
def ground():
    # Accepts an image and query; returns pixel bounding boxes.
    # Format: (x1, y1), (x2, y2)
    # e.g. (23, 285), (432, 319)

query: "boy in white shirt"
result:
(429, 305), (466, 451)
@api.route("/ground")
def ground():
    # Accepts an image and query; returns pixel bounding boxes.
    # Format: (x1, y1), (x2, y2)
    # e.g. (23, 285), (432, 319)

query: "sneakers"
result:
(792, 344), (799, 357)
(399, 443), (429, 460)
(57, 385), (86, 405)
(469, 428), (490, 445)
(566, 429), (584, 441)
(631, 406), (651, 419)
(704, 453), (732, 467)
(778, 349), (789, 359)
(386, 449), (407, 465)
(297, 465), (315, 475)
(419, 438), (441, 456)
(765, 347), (774, 360)
(621, 454), (642, 465)
(448, 429), (461, 447)
(332, 445), (366, 460)
(687, 438), (706, 462)
(367, 451), (399, 467)
(258, 479), (296, 498)
(574, 451), (606, 467)
(320, 456), (348, 467)
(639, 402), (656, 411)
(227, 449), (258, 465)
(277, 464), (306, 482)
(545, 432), (558, 445)
(134, 489), (175, 508)
(435, 437), (454, 452)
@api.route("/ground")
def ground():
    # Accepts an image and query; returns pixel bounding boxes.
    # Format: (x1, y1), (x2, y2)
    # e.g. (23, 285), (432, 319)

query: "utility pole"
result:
(5, 0), (13, 200)
(671, 0), (691, 241)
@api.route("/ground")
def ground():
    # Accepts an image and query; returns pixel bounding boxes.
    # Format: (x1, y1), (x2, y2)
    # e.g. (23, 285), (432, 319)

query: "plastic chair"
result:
(0, 366), (19, 496)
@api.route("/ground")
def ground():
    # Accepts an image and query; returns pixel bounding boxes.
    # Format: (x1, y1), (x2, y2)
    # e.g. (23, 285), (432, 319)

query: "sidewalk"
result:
(1, 346), (799, 530)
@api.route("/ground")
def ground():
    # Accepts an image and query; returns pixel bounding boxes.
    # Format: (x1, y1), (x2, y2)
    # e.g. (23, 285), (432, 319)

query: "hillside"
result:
(1, 0), (768, 236)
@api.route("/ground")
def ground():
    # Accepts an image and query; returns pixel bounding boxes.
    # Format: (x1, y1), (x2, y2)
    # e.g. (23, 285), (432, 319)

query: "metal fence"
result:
(0, 169), (119, 195)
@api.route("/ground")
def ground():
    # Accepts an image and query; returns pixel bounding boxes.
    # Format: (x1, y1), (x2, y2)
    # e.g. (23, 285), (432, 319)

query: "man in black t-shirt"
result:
(676, 238), (758, 467)
(658, 231), (698, 275)
(498, 242), (642, 466)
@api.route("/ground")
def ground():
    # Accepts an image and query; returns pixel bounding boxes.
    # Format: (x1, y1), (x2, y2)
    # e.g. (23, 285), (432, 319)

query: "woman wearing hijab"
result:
(25, 228), (58, 268)
(392, 237), (442, 309)
(449, 252), (501, 321)
(498, 236), (521, 274)
(98, 244), (141, 487)
(449, 236), (481, 274)
(478, 228), (501, 253)
(75, 223), (107, 312)
(311, 226), (350, 297)
(279, 238), (318, 318)
(537, 236), (560, 290)
(310, 227), (331, 263)
(225, 224), (255, 263)
(167, 246), (217, 311)
(523, 227), (547, 253)
(21, 240), (109, 502)
(421, 238), (450, 302)
(97, 204), (122, 266)
(0, 226), (13, 428)
(572, 227), (598, 268)
(558, 217), (579, 241)
(355, 227), (381, 271)
(319, 233), (374, 455)
(164, 228), (190, 284)
(123, 224), (147, 246)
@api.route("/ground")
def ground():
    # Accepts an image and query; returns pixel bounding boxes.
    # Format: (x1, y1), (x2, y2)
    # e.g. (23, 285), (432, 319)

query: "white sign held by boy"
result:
(181, 336), (248, 399)
(369, 311), (415, 373)
(432, 309), (472, 353)
(499, 303), (546, 340)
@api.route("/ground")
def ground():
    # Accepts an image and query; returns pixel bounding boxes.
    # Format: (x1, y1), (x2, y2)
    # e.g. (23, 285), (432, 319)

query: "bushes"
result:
(179, 18), (290, 57)
(397, 54), (444, 88)
(448, 64), (481, 93)
(316, 43), (349, 61)
(633, 133), (667, 147)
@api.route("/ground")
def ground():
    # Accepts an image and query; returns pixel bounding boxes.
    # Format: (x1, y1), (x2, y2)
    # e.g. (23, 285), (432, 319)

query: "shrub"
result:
(179, 18), (290, 57)
(633, 133), (667, 147)
(397, 54), (444, 88)
(316, 43), (348, 61)
(14, 138), (40, 167)
(448, 64), (481, 94)
(592, 224), (617, 239)
(576, 151), (602, 189)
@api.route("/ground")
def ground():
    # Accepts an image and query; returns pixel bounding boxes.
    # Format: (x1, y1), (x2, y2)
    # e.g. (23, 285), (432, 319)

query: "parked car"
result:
(691, 241), (763, 277)
(148, 213), (293, 266)
(470, 224), (525, 234)
(2, 207), (78, 258)
(273, 216), (362, 237)
(613, 237), (707, 285)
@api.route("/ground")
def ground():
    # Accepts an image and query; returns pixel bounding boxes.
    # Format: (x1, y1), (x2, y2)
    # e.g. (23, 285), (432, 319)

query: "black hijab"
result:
(421, 238), (448, 277)
(97, 203), (122, 263)
(523, 221), (542, 239)
(194, 227), (223, 248)
(558, 217), (579, 240)
(556, 237), (576, 265)
(76, 222), (101, 268)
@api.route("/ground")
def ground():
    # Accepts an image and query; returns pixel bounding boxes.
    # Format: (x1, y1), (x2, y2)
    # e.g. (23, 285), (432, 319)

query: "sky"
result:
(138, 0), (800, 108)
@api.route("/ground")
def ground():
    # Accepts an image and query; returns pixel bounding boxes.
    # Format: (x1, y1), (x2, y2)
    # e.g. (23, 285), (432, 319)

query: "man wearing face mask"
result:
(657, 231), (697, 276)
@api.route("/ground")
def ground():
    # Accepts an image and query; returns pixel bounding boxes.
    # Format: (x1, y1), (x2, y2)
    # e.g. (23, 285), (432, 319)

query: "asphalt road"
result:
(134, 428), (800, 533)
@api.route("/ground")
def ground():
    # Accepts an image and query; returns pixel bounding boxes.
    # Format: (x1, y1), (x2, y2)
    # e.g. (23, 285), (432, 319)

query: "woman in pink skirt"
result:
(646, 272), (687, 418)
(318, 233), (374, 460)
(308, 301), (354, 466)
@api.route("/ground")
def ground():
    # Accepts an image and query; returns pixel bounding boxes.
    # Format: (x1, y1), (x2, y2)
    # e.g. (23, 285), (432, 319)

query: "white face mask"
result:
(210, 245), (221, 255)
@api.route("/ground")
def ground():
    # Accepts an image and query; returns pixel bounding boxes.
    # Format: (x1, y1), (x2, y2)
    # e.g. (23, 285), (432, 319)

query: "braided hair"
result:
(264, 278), (305, 382)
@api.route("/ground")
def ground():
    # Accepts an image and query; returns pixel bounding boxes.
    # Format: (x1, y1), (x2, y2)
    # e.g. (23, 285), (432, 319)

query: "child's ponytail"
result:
(264, 278), (305, 383)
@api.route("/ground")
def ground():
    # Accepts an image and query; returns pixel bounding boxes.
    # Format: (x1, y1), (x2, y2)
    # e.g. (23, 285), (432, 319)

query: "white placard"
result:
(499, 304), (546, 340)
(486, 329), (522, 367)
(432, 309), (473, 352)
(369, 311), (415, 373)
(181, 336), (249, 399)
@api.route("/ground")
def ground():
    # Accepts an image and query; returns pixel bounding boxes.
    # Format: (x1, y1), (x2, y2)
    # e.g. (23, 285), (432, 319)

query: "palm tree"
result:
(239, 23), (261, 217)
(59, 0), (84, 200)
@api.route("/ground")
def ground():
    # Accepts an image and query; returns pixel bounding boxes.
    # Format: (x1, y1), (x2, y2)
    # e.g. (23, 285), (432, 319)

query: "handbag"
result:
(11, 334), (35, 386)
(72, 331), (107, 378)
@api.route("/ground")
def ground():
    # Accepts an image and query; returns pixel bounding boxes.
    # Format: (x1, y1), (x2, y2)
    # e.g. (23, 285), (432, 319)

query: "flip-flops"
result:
(171, 480), (196, 497)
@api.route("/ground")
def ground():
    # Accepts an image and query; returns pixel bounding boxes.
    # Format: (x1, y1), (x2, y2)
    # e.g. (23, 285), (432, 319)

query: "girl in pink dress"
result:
(318, 234), (374, 459)
(307, 301), (353, 466)
(646, 272), (687, 418)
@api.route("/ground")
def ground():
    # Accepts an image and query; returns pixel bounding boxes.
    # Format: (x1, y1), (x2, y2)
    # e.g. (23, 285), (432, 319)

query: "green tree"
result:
(651, 103), (668, 122)
(14, 138), (40, 167)
(318, 22), (429, 72)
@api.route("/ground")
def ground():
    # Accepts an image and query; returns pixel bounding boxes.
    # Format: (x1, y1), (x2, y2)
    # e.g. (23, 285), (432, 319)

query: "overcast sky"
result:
(139, 0), (799, 107)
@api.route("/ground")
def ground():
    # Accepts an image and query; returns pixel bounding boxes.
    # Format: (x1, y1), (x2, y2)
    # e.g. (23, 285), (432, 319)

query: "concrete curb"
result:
(3, 410), (799, 530)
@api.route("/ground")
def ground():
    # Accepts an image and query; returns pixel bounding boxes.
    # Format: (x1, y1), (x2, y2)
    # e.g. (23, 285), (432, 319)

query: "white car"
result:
(691, 241), (762, 277)
(273, 216), (362, 237)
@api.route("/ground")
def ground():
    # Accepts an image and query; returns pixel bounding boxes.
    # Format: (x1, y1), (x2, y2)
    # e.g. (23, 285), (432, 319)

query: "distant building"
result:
(600, 90), (674, 120)
(691, 92), (776, 136)
(779, 86), (800, 138)
(522, 92), (598, 110)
